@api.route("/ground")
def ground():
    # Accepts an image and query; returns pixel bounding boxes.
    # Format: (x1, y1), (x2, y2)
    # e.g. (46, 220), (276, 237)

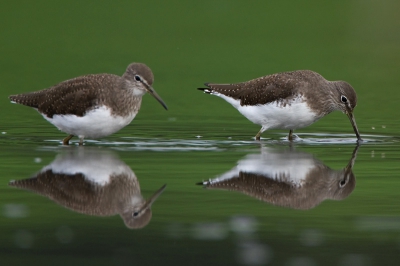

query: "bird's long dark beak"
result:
(345, 107), (362, 142)
(137, 184), (167, 213)
(147, 85), (168, 110)
(340, 143), (360, 187)
(345, 143), (360, 172)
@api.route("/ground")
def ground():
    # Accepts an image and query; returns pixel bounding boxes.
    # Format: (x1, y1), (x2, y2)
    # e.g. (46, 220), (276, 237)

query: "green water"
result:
(1, 1), (400, 265)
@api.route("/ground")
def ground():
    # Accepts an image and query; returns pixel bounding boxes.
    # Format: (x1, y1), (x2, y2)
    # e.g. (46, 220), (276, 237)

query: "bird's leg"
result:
(255, 128), (263, 140)
(288, 130), (293, 141)
(79, 137), (84, 146)
(63, 135), (73, 145)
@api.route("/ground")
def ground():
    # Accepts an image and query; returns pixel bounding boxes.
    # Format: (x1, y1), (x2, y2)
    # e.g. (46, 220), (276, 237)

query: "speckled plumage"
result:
(199, 70), (361, 141)
(10, 74), (140, 118)
(198, 145), (359, 210)
(9, 63), (168, 145)
(9, 149), (166, 229)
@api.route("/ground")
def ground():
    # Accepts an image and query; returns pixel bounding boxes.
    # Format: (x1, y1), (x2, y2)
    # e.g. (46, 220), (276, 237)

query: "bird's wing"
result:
(9, 74), (121, 118)
(200, 171), (294, 199)
(199, 71), (307, 106)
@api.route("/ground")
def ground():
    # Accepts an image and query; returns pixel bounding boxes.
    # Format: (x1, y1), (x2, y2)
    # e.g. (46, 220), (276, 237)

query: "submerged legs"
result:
(63, 134), (73, 145)
(255, 128), (263, 140)
(62, 134), (84, 145)
(288, 130), (293, 141)
(256, 128), (295, 141)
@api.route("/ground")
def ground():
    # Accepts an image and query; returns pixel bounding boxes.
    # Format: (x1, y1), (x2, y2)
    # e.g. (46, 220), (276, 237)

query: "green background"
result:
(1, 1), (399, 265)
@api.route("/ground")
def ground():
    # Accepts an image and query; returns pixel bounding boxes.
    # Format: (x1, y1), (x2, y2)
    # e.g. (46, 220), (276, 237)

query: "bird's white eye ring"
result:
(341, 95), (348, 103)
(134, 75), (141, 81)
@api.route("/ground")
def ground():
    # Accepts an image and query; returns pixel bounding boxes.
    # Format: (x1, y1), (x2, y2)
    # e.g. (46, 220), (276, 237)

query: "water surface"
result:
(1, 1), (400, 265)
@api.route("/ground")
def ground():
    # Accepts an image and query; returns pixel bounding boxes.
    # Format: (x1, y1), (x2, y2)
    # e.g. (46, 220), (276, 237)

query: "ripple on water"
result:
(276, 133), (393, 145)
(29, 132), (396, 151)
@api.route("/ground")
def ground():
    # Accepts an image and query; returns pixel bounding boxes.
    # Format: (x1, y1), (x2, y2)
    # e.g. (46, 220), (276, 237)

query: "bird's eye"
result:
(134, 75), (141, 81)
(339, 179), (347, 187)
(341, 95), (348, 103)
(133, 211), (139, 217)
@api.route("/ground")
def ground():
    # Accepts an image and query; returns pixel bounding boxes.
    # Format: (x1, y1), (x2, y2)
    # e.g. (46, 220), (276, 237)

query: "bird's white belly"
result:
(217, 94), (318, 130)
(41, 106), (137, 139)
(43, 152), (135, 186)
(208, 153), (316, 188)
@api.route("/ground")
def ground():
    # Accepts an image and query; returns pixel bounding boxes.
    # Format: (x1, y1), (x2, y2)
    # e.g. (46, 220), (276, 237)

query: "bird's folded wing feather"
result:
(9, 74), (121, 118)
(204, 73), (304, 106)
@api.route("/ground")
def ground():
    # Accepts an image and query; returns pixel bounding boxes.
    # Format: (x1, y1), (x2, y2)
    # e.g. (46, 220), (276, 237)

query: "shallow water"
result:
(1, 1), (400, 265)
(1, 134), (400, 265)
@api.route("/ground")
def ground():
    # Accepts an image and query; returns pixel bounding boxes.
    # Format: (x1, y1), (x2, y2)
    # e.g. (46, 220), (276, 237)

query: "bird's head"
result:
(332, 81), (362, 142)
(123, 63), (168, 110)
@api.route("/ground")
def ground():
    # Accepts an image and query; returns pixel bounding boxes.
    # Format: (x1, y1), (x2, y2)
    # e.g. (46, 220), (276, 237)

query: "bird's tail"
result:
(9, 93), (39, 108)
(9, 95), (18, 103)
(195, 180), (209, 186)
(197, 83), (212, 94)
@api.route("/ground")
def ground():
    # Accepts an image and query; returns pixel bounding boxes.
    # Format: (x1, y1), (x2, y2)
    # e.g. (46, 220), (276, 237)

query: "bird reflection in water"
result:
(198, 145), (359, 210)
(9, 148), (166, 229)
